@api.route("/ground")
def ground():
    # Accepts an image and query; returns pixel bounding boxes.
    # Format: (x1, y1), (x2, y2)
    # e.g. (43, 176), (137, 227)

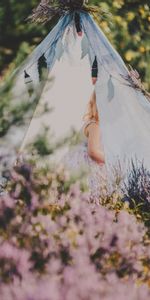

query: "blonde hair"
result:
(83, 91), (99, 123)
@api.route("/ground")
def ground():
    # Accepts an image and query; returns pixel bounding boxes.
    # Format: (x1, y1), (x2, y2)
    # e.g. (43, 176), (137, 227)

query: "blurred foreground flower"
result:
(0, 158), (150, 299)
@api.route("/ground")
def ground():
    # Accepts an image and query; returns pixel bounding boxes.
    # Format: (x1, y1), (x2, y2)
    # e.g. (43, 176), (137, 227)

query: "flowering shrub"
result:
(0, 160), (150, 300)
(123, 161), (150, 232)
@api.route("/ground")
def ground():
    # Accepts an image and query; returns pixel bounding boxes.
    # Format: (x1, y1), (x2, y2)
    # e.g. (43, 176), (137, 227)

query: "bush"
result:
(0, 159), (150, 299)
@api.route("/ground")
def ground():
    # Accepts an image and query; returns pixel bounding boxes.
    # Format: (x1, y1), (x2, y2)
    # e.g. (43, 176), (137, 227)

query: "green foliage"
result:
(29, 126), (84, 157)
(0, 77), (37, 137)
(0, 0), (52, 76)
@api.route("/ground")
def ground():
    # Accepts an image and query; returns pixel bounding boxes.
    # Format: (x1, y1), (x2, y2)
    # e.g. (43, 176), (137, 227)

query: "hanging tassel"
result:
(107, 75), (115, 102)
(24, 70), (33, 84)
(38, 53), (47, 81)
(24, 70), (34, 96)
(74, 12), (82, 36)
(81, 34), (89, 59)
(91, 56), (98, 85)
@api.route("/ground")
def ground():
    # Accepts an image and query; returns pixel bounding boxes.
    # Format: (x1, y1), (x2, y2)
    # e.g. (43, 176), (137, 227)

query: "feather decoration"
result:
(44, 41), (57, 69)
(24, 70), (34, 96)
(92, 56), (98, 78)
(38, 54), (48, 81)
(107, 75), (115, 102)
(91, 56), (98, 85)
(24, 70), (33, 84)
(81, 34), (89, 59)
(74, 12), (82, 35)
(121, 65), (150, 102)
(55, 38), (64, 61)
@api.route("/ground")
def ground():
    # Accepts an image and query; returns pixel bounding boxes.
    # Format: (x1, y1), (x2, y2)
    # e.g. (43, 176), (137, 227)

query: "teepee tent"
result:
(1, 0), (150, 179)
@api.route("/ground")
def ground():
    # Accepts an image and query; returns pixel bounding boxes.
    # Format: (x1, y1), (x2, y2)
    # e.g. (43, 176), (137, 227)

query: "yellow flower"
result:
(127, 12), (135, 21)
(123, 202), (129, 209)
(101, 21), (108, 29)
(115, 16), (122, 23)
(139, 7), (146, 17)
(135, 35), (141, 42)
(125, 50), (135, 62)
(143, 265), (149, 274)
(113, 0), (124, 9)
(139, 46), (146, 53)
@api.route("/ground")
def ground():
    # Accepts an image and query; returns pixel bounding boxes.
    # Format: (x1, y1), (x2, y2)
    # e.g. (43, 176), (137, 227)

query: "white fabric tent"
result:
(1, 11), (150, 181)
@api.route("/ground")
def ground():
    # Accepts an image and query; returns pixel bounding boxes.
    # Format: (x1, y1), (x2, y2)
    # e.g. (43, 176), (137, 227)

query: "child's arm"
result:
(87, 123), (105, 164)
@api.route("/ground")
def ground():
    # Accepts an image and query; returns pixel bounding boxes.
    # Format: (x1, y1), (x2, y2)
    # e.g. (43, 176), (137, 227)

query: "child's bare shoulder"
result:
(83, 119), (98, 137)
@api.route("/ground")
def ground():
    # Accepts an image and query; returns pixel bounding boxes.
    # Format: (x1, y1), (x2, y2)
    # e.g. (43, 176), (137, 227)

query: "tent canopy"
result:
(1, 11), (150, 177)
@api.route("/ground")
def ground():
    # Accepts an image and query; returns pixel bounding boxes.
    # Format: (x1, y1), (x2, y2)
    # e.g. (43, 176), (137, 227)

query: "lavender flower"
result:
(0, 159), (150, 299)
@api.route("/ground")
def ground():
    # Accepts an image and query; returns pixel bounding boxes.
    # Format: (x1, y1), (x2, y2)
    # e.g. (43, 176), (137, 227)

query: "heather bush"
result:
(123, 161), (150, 231)
(0, 159), (150, 300)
